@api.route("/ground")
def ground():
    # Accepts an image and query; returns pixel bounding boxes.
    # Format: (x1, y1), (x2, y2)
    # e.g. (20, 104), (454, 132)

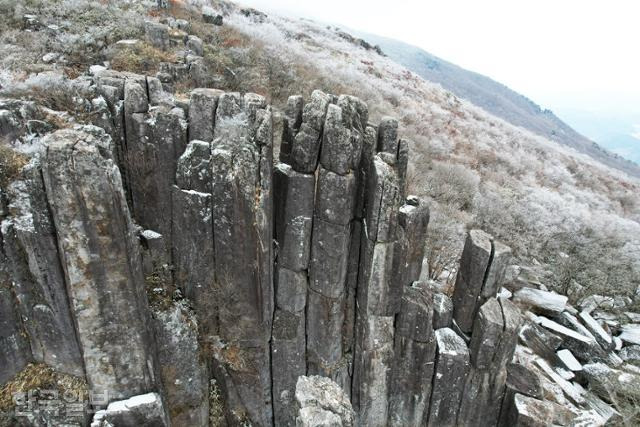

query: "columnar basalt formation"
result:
(2, 66), (615, 427)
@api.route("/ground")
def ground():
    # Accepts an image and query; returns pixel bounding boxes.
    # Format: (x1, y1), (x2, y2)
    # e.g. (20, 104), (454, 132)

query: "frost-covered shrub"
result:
(420, 161), (480, 211)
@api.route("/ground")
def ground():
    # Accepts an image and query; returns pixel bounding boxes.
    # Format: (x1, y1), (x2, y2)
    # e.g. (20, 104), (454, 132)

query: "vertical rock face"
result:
(427, 327), (470, 427)
(0, 242), (31, 384)
(209, 92), (274, 426)
(153, 303), (209, 427)
(42, 129), (159, 399)
(1, 160), (83, 377)
(452, 230), (512, 333)
(388, 283), (436, 427)
(452, 229), (493, 333)
(0, 78), (544, 427)
(295, 376), (355, 427)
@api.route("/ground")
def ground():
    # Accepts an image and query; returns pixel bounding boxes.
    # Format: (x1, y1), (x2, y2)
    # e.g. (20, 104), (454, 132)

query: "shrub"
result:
(109, 42), (176, 74)
(0, 143), (28, 190)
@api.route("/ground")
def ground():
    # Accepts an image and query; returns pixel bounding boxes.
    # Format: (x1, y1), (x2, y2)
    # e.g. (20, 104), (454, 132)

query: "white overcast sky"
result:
(236, 0), (640, 114)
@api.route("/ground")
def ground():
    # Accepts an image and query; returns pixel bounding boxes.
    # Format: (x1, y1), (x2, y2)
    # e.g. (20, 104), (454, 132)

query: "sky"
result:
(237, 0), (640, 160)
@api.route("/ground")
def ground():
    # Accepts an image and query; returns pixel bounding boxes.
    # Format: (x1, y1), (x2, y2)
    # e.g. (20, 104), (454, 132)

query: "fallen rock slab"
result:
(513, 287), (567, 314)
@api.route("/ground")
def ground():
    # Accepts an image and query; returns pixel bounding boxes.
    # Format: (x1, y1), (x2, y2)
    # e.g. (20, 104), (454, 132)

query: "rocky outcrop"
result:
(42, 128), (160, 399)
(295, 376), (355, 427)
(1, 66), (633, 427)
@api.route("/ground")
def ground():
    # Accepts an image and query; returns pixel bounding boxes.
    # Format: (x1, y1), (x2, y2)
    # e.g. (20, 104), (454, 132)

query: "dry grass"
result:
(109, 42), (176, 75)
(0, 363), (87, 412)
(0, 143), (28, 190)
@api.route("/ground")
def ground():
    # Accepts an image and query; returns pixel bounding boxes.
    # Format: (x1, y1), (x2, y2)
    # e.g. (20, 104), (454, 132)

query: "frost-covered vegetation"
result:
(0, 0), (638, 305)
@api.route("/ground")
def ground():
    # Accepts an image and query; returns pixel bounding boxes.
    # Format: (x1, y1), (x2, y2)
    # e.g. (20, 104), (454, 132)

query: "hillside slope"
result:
(353, 31), (640, 178)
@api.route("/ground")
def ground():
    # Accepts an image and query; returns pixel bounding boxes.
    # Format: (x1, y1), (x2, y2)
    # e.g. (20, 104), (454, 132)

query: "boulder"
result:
(618, 323), (640, 345)
(295, 376), (355, 427)
(202, 6), (223, 25)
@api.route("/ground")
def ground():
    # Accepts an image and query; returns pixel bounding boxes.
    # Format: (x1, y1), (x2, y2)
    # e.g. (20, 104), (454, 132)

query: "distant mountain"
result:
(354, 31), (640, 178)
(552, 108), (640, 164)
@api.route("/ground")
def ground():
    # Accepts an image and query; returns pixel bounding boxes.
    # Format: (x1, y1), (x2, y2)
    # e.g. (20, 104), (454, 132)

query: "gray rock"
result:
(314, 168), (356, 226)
(377, 116), (398, 154)
(124, 80), (148, 113)
(42, 129), (159, 399)
(0, 250), (31, 384)
(427, 328), (470, 427)
(186, 35), (204, 56)
(364, 156), (401, 243)
(146, 76), (170, 106)
(356, 238), (396, 316)
(125, 108), (187, 250)
(91, 392), (169, 427)
(275, 267), (307, 313)
(619, 323), (640, 345)
(452, 229), (493, 333)
(272, 308), (307, 426)
(279, 95), (304, 164)
(500, 393), (576, 427)
(433, 292), (453, 329)
(2, 161), (84, 377)
(457, 367), (507, 427)
(153, 303), (209, 427)
(351, 315), (394, 426)
(518, 320), (563, 361)
(274, 163), (315, 271)
(175, 140), (212, 193)
(171, 187), (216, 333)
(290, 91), (330, 173)
(389, 285), (436, 426)
(308, 218), (350, 298)
(512, 287), (568, 314)
(188, 88), (223, 142)
(295, 376), (355, 427)
(619, 345), (640, 364)
(320, 104), (356, 175)
(482, 240), (512, 300)
(306, 289), (345, 381)
(139, 229), (171, 283)
(209, 93), (274, 425)
(557, 349), (583, 371)
(202, 6), (223, 25)
(144, 20), (170, 50)
(579, 310), (614, 351)
(469, 298), (504, 370)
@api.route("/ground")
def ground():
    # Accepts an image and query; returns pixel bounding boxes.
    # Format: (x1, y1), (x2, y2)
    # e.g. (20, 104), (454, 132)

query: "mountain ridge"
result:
(350, 30), (640, 178)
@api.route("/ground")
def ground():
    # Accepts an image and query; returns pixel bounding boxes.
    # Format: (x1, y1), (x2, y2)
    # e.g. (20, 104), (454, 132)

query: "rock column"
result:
(208, 92), (274, 426)
(42, 129), (160, 400)
(351, 117), (404, 425)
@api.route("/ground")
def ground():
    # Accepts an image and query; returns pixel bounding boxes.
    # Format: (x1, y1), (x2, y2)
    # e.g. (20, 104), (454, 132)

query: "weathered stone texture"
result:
(452, 229), (493, 333)
(427, 328), (470, 427)
(153, 303), (209, 427)
(2, 161), (83, 377)
(42, 129), (159, 399)
(209, 92), (274, 426)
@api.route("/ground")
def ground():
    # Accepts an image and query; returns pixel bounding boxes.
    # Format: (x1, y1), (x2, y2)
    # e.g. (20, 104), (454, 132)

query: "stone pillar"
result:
(42, 129), (160, 400)
(208, 93), (274, 426)
(306, 94), (364, 392)
(388, 283), (436, 426)
(1, 160), (84, 377)
(427, 327), (470, 427)
(352, 116), (404, 425)
(456, 297), (523, 427)
(0, 230), (31, 384)
(272, 163), (315, 426)
(452, 230), (512, 333)
(172, 139), (216, 335)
